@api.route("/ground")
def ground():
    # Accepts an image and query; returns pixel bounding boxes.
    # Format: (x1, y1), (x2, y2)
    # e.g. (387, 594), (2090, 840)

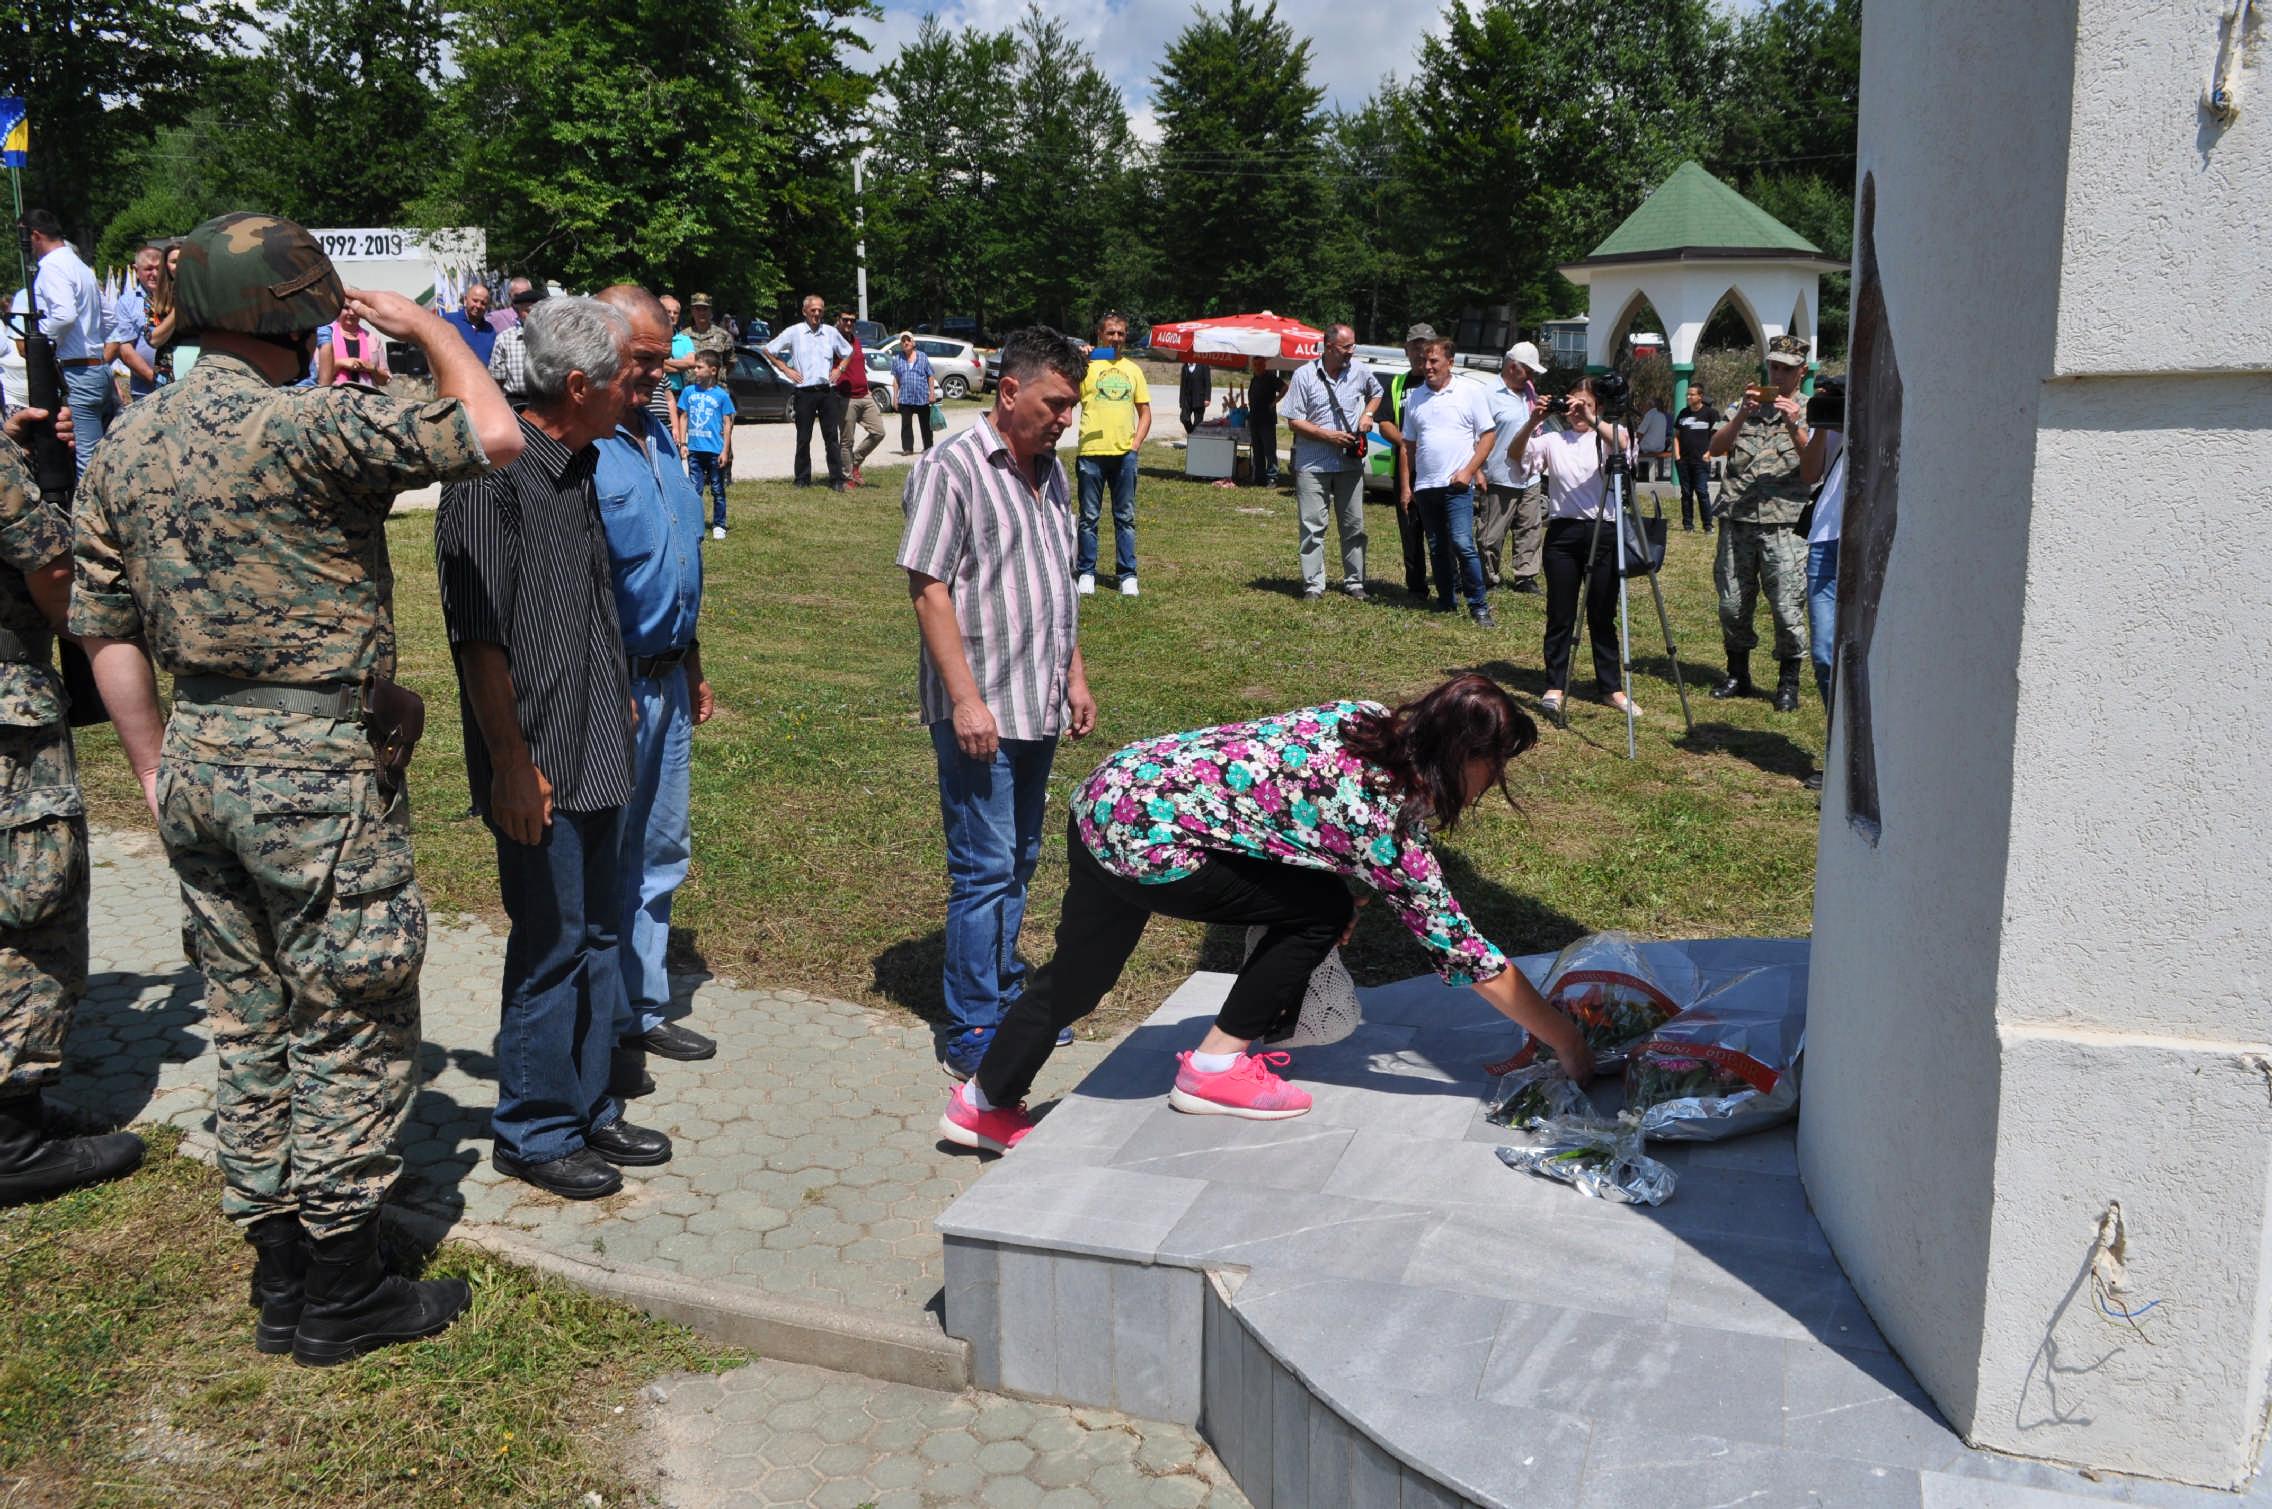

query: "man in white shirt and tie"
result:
(22, 209), (113, 466)
(763, 293), (853, 491)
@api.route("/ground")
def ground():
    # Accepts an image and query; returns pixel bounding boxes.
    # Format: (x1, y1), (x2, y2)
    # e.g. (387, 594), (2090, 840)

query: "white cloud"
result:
(860, 0), (1457, 118)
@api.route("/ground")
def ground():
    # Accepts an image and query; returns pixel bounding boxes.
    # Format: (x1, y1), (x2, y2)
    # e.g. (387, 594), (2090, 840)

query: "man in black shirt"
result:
(1673, 385), (1722, 532)
(437, 296), (674, 1201)
(1246, 360), (1282, 488)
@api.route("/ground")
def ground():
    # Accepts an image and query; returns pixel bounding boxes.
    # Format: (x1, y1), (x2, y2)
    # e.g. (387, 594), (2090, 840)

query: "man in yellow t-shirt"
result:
(1075, 312), (1151, 597)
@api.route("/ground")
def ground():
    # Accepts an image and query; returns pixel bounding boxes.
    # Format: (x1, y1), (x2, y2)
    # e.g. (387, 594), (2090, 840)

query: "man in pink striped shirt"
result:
(897, 327), (1100, 1081)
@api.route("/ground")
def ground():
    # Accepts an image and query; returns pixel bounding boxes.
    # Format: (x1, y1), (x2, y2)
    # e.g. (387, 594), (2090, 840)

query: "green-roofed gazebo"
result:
(1558, 161), (1847, 404)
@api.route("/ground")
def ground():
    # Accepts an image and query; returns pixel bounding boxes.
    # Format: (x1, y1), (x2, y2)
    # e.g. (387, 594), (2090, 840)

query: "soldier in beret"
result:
(1707, 333), (1816, 712)
(70, 212), (523, 1364)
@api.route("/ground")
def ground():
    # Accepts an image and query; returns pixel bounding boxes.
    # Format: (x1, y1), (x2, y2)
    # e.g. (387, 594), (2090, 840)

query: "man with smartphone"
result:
(1706, 333), (1814, 711)
(1280, 322), (1382, 600)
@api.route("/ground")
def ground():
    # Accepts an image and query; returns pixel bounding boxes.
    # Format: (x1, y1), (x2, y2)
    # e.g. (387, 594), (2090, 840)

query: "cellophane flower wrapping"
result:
(1495, 1113), (1676, 1206)
(1488, 932), (1701, 1077)
(1485, 1063), (1597, 1129)
(1624, 966), (1804, 1142)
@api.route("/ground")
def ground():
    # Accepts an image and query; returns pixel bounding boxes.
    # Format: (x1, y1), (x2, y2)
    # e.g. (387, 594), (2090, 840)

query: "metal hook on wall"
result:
(2206, 0), (2257, 124)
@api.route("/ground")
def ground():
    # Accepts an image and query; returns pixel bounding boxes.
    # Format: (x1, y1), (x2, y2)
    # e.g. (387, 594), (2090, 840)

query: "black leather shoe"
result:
(1710, 658), (1753, 700)
(586, 1119), (673, 1167)
(1772, 659), (1804, 713)
(630, 1021), (716, 1062)
(246, 1213), (310, 1355)
(493, 1146), (622, 1200)
(1508, 578), (1539, 594)
(1803, 770), (1825, 791)
(292, 1226), (470, 1367)
(609, 1047), (656, 1099)
(0, 1093), (144, 1207)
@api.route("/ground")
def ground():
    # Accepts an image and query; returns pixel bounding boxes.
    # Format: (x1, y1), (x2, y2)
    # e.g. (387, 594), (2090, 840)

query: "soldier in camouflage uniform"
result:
(0, 403), (147, 1205)
(1706, 333), (1817, 712)
(683, 292), (737, 376)
(70, 212), (523, 1364)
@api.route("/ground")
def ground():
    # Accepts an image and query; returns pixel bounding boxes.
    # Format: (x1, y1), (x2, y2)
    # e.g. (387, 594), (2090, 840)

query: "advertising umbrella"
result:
(1148, 310), (1322, 370)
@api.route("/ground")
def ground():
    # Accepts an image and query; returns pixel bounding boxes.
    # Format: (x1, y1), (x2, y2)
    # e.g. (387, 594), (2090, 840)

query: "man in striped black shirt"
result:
(438, 297), (673, 1202)
(897, 327), (1099, 1082)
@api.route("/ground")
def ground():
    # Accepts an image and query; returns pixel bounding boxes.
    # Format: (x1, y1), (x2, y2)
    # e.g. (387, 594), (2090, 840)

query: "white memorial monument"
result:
(1802, 0), (2270, 1489)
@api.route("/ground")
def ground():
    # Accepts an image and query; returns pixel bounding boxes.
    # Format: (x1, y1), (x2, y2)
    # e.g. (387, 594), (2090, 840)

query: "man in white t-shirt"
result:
(1480, 342), (1546, 593)
(1398, 337), (1498, 626)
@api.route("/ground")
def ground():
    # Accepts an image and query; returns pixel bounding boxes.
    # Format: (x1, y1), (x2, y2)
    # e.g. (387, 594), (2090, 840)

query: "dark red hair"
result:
(1339, 673), (1537, 829)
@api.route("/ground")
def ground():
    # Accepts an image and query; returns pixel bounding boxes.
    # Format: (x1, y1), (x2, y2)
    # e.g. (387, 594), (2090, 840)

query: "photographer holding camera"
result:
(1281, 322), (1382, 600)
(1705, 333), (1814, 712)
(1503, 375), (1638, 723)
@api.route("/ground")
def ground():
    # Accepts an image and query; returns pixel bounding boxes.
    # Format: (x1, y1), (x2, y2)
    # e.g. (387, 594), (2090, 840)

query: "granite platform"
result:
(936, 943), (2272, 1508)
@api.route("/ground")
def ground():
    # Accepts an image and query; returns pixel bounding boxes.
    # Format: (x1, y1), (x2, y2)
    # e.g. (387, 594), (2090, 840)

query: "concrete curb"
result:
(408, 1214), (972, 1394)
(79, 1103), (971, 1395)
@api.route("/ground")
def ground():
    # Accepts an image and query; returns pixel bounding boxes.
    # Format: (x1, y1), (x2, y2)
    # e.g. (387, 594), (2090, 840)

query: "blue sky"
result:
(860, 0), (1458, 136)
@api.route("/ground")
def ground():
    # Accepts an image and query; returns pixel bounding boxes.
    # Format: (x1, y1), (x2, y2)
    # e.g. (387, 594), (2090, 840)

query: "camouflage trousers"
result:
(1716, 520), (1811, 663)
(157, 758), (425, 1239)
(0, 720), (88, 1096)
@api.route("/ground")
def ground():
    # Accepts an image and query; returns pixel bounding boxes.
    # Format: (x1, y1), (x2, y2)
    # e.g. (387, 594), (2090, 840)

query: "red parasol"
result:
(1148, 311), (1322, 371)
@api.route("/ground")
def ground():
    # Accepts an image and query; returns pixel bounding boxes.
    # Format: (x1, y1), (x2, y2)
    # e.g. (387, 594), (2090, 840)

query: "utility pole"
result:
(854, 148), (869, 324)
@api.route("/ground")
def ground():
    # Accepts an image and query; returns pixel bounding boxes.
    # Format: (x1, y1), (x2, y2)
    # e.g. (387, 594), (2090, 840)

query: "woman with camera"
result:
(1503, 377), (1639, 724)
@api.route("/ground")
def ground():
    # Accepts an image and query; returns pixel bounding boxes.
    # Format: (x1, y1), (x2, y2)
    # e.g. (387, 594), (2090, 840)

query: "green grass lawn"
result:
(0, 1129), (740, 1508)
(75, 450), (1821, 1036)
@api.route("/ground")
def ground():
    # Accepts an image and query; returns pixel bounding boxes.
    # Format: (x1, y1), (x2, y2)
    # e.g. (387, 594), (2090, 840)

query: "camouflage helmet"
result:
(173, 212), (345, 337)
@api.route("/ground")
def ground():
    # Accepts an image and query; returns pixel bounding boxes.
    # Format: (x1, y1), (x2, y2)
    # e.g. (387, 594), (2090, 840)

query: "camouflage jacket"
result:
(1719, 412), (1810, 526)
(687, 325), (736, 375)
(71, 351), (490, 765)
(0, 436), (70, 731)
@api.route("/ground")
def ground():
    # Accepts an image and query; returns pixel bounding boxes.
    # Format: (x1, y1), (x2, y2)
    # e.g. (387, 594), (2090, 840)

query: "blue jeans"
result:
(1807, 538), (1840, 704)
(63, 364), (117, 468)
(930, 722), (1057, 1034)
(688, 450), (727, 529)
(1075, 452), (1139, 578)
(617, 669), (694, 1041)
(1415, 485), (1487, 611)
(491, 807), (626, 1162)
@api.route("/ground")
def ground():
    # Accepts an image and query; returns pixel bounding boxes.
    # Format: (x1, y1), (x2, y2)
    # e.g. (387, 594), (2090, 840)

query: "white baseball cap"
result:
(1504, 341), (1545, 374)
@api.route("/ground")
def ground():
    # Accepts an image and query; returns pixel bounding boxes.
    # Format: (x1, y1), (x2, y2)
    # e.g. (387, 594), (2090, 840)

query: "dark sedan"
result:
(726, 346), (794, 422)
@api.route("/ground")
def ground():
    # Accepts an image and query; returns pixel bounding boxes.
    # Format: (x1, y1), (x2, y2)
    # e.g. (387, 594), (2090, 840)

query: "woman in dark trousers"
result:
(1505, 379), (1638, 725)
(938, 675), (1594, 1152)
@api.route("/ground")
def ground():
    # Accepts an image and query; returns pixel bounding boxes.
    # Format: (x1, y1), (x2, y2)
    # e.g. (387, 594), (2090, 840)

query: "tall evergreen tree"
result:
(1150, 0), (1327, 318)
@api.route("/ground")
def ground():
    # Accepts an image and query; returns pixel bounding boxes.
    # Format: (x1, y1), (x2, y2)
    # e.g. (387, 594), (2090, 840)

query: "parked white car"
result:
(906, 335), (985, 399)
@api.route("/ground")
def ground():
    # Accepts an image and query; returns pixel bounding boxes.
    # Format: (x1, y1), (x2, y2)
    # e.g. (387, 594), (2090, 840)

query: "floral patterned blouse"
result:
(1073, 700), (1509, 986)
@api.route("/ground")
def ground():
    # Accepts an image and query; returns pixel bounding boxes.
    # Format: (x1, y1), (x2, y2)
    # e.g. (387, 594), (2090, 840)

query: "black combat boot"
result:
(1772, 659), (1803, 713)
(1709, 656), (1753, 700)
(0, 1092), (144, 1207)
(246, 1213), (310, 1355)
(291, 1224), (471, 1367)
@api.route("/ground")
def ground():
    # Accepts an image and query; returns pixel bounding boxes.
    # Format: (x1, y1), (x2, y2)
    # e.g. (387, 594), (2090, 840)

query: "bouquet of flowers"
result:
(1495, 1113), (1676, 1206)
(1485, 932), (1699, 1078)
(1623, 966), (1805, 1142)
(1484, 1062), (1596, 1130)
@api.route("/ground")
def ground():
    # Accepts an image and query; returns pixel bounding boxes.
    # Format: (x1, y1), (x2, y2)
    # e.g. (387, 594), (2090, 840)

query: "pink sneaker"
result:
(938, 1088), (1035, 1153)
(1168, 1051), (1312, 1120)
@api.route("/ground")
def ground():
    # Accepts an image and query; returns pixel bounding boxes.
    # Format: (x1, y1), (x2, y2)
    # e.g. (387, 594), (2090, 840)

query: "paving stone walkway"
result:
(63, 828), (1241, 1504)
(643, 1360), (1245, 1509)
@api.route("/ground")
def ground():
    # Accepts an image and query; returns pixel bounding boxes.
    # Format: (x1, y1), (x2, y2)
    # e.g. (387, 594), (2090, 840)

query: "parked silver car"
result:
(906, 335), (984, 399)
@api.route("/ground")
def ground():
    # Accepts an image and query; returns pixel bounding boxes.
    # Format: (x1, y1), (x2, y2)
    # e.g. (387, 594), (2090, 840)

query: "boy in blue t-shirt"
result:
(676, 352), (736, 538)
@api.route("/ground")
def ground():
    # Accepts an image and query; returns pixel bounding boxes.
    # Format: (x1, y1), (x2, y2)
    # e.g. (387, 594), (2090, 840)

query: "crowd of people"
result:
(0, 204), (1847, 1371)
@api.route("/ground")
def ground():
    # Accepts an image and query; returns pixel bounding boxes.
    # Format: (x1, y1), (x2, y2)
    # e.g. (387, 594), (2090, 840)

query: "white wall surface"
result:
(1807, 0), (2272, 1487)
(1802, 0), (2080, 1436)
(1578, 263), (1820, 368)
(2052, 0), (2272, 374)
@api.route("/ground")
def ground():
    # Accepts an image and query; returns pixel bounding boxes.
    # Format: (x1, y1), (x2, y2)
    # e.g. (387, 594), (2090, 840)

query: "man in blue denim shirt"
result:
(592, 287), (718, 1097)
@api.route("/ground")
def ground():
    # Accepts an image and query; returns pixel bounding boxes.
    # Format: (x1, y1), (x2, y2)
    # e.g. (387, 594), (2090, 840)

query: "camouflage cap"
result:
(1766, 333), (1812, 367)
(174, 212), (345, 337)
(1404, 322), (1440, 343)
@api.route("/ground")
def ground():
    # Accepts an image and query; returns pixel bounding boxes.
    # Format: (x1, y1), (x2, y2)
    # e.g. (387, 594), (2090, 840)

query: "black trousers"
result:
(1677, 457), (1714, 529)
(1180, 401), (1206, 433)
(792, 386), (846, 485)
(975, 817), (1355, 1109)
(1397, 499), (1431, 596)
(1541, 516), (1624, 695)
(901, 404), (934, 452)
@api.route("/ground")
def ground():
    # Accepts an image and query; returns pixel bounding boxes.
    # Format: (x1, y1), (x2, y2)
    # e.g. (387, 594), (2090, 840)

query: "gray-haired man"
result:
(438, 297), (671, 1202)
(1280, 322), (1381, 599)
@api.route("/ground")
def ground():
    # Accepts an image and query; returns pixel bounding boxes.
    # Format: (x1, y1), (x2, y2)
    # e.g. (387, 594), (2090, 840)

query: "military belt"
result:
(172, 673), (362, 721)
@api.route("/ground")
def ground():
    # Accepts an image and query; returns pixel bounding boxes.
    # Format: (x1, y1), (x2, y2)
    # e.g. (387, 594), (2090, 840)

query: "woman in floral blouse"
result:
(941, 673), (1594, 1152)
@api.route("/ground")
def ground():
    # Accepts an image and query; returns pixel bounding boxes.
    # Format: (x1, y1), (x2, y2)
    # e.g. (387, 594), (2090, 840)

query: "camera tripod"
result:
(1569, 411), (1694, 756)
